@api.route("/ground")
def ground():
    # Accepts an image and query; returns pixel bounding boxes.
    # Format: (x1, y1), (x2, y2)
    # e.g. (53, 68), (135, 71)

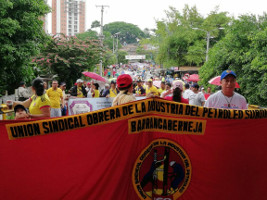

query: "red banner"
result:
(0, 98), (267, 200)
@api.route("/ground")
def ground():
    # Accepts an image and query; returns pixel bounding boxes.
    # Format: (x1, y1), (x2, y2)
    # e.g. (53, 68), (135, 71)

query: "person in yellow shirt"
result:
(92, 83), (100, 98)
(157, 81), (166, 96)
(13, 78), (51, 119)
(46, 80), (64, 117)
(106, 81), (119, 98)
(146, 79), (159, 97)
(70, 79), (87, 98)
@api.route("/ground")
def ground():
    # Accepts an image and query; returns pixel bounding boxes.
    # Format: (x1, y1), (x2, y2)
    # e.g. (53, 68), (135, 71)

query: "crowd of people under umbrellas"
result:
(13, 63), (247, 120)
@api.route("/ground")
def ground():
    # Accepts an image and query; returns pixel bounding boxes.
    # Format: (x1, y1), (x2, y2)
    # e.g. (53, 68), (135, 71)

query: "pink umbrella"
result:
(186, 74), (200, 82)
(82, 71), (107, 83)
(208, 76), (240, 88)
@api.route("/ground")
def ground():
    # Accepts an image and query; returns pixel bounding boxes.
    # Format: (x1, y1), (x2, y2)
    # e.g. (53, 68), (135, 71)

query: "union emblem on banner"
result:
(132, 139), (191, 200)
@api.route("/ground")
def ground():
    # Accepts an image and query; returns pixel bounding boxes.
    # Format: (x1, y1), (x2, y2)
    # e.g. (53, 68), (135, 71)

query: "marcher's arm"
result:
(29, 107), (50, 118)
(61, 96), (64, 108)
(13, 98), (31, 108)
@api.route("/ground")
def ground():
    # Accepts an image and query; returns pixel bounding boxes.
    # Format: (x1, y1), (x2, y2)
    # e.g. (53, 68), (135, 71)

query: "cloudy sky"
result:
(47, 0), (266, 32)
(85, 0), (266, 30)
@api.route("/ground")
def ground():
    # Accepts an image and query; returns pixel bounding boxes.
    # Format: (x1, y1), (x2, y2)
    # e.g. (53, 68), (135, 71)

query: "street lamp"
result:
(192, 27), (224, 62)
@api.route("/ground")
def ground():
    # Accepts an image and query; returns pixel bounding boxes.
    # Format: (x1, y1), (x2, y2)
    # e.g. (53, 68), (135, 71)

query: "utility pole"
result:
(192, 27), (224, 62)
(96, 5), (109, 76)
(113, 32), (120, 66)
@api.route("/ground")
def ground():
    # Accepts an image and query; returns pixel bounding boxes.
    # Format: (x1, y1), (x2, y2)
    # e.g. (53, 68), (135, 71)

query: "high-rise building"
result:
(51, 0), (86, 36)
(41, 0), (49, 33)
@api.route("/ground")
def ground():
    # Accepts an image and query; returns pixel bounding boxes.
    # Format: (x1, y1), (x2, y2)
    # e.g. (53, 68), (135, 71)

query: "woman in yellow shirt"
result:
(107, 81), (119, 98)
(13, 78), (51, 118)
(92, 83), (100, 98)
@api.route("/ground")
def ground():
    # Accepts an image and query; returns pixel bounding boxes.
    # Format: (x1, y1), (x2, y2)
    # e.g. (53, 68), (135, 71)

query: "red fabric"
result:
(104, 69), (108, 76)
(0, 112), (267, 199)
(164, 96), (189, 104)
(204, 93), (211, 100)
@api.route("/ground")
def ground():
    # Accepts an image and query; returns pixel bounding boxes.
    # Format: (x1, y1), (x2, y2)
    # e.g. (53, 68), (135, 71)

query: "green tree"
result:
(117, 50), (128, 65)
(76, 29), (99, 40)
(103, 22), (146, 44)
(141, 5), (230, 68)
(0, 0), (50, 95)
(91, 20), (100, 28)
(33, 34), (102, 88)
(103, 50), (117, 67)
(199, 14), (267, 106)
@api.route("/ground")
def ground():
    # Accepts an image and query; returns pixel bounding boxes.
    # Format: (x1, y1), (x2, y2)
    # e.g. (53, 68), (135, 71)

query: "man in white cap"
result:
(204, 70), (247, 109)
(101, 83), (110, 97)
(70, 79), (87, 98)
(188, 83), (206, 106)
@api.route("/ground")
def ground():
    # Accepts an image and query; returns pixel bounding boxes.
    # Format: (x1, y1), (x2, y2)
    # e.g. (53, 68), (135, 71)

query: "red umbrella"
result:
(186, 74), (200, 82)
(208, 76), (240, 88)
(82, 71), (107, 83)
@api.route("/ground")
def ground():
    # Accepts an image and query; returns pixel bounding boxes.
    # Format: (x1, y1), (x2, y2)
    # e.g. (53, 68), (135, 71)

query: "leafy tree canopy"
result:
(0, 0), (50, 95)
(91, 20), (101, 28)
(76, 29), (99, 40)
(103, 21), (146, 44)
(199, 14), (267, 106)
(151, 5), (230, 67)
(32, 34), (102, 88)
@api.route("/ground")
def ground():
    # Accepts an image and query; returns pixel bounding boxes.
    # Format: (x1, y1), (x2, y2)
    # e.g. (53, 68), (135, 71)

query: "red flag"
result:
(0, 98), (267, 200)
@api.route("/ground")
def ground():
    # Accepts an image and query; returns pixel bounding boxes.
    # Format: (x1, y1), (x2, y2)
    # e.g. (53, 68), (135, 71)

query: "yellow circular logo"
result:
(132, 139), (191, 200)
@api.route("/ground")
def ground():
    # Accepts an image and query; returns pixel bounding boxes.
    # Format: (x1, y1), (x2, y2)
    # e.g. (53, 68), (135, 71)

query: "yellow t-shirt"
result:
(146, 85), (159, 96)
(94, 90), (100, 98)
(46, 88), (63, 108)
(109, 88), (118, 97)
(158, 88), (165, 95)
(29, 94), (51, 115)
(77, 86), (84, 98)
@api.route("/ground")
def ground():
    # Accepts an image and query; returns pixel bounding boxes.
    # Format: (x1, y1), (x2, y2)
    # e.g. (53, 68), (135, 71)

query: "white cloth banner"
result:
(68, 97), (146, 115)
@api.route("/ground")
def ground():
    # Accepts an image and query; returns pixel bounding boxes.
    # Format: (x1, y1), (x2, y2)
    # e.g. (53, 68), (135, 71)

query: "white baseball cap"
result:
(76, 79), (83, 83)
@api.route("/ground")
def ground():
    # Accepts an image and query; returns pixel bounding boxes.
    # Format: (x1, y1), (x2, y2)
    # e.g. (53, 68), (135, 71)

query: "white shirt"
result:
(160, 90), (172, 98)
(87, 88), (92, 98)
(204, 91), (247, 109)
(183, 89), (193, 99)
(189, 92), (206, 106)
(18, 86), (30, 99)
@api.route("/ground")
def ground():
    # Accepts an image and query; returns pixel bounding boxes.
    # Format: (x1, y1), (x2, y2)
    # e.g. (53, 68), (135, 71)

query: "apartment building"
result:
(51, 0), (86, 36)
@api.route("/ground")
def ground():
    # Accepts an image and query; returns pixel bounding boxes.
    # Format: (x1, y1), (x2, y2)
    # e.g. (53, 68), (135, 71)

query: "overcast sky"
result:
(85, 0), (266, 30)
(47, 0), (266, 32)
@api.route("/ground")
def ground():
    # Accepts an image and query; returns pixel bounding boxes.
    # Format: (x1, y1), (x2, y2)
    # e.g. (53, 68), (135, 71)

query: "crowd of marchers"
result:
(11, 69), (247, 120)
